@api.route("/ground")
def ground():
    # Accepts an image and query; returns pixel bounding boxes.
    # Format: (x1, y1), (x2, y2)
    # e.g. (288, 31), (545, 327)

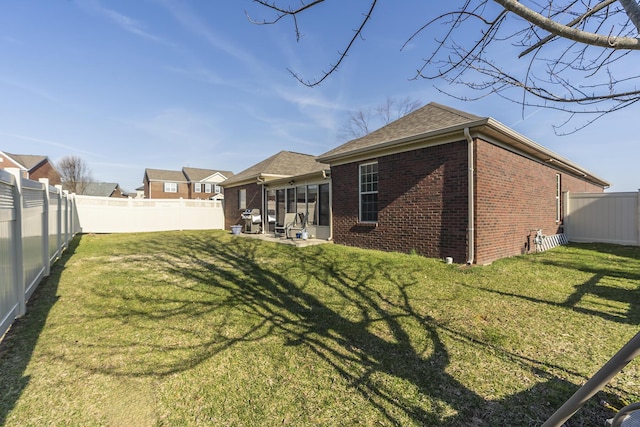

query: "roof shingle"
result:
(222, 151), (329, 186)
(318, 102), (483, 161)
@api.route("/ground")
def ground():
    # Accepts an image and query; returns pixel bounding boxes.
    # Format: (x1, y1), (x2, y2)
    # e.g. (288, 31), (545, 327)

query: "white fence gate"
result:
(564, 191), (640, 246)
(0, 169), (78, 340)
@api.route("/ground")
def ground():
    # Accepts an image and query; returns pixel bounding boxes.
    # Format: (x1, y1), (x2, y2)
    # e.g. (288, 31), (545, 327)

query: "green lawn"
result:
(1, 231), (639, 426)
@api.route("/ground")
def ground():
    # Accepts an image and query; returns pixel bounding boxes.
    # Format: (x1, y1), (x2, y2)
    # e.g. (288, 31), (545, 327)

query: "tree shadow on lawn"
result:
(58, 233), (618, 425)
(465, 245), (640, 325)
(540, 244), (640, 324)
(0, 236), (80, 426)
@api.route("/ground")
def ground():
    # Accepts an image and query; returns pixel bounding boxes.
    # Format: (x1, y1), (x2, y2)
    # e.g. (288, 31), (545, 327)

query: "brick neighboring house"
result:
(80, 182), (127, 198)
(143, 167), (233, 199)
(0, 151), (61, 185)
(221, 151), (331, 239)
(316, 102), (609, 265)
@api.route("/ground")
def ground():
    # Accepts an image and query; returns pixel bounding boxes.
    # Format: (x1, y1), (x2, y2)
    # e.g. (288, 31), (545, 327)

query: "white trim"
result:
(556, 173), (561, 223)
(359, 162), (378, 223)
(163, 182), (178, 193)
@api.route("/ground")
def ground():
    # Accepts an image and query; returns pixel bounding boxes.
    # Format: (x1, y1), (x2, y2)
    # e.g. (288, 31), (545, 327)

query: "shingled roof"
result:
(222, 151), (329, 187)
(182, 167), (234, 182)
(318, 103), (483, 162)
(4, 153), (49, 170)
(144, 168), (189, 183)
(317, 101), (608, 188)
(81, 182), (121, 197)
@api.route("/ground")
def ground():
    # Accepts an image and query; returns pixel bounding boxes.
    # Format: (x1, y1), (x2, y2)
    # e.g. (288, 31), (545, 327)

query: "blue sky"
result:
(0, 0), (637, 192)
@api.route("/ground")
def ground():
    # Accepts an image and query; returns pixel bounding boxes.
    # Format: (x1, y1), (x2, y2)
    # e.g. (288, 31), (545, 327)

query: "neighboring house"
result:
(316, 102), (609, 265)
(143, 167), (233, 199)
(135, 186), (145, 199)
(0, 151), (61, 185)
(79, 182), (127, 198)
(221, 151), (332, 239)
(182, 167), (232, 200)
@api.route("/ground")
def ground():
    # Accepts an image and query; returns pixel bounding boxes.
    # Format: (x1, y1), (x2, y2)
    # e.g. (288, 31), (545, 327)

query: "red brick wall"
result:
(0, 156), (61, 185)
(474, 138), (603, 264)
(111, 187), (125, 198)
(30, 161), (61, 186)
(147, 182), (189, 199)
(332, 141), (469, 261)
(0, 153), (23, 175)
(223, 183), (262, 230)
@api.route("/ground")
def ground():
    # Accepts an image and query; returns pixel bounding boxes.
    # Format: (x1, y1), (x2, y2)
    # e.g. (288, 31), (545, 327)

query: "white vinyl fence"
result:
(1, 174), (225, 340)
(0, 169), (78, 340)
(564, 191), (640, 246)
(74, 195), (224, 233)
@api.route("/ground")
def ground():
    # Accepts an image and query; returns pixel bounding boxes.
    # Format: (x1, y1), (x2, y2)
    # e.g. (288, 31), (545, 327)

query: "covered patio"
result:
(231, 229), (333, 248)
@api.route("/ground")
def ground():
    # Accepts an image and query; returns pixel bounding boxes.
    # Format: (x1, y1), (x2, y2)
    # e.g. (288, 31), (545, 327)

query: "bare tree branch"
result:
(57, 155), (93, 194)
(493, 0), (640, 49)
(519, 0), (619, 57)
(251, 0), (640, 132)
(338, 97), (422, 141)
(618, 0), (640, 30)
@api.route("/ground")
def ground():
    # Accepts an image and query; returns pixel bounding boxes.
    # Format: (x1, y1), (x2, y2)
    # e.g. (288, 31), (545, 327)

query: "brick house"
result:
(221, 151), (331, 239)
(316, 102), (609, 265)
(80, 182), (127, 198)
(143, 167), (233, 199)
(0, 151), (61, 185)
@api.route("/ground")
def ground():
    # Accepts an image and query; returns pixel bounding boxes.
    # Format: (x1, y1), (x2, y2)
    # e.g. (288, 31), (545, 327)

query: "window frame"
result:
(194, 183), (202, 193)
(164, 182), (178, 193)
(359, 162), (378, 223)
(238, 188), (246, 210)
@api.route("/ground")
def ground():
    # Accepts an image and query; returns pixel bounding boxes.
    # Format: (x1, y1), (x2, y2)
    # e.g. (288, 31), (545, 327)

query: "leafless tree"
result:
(57, 155), (93, 194)
(339, 97), (422, 141)
(249, 0), (640, 133)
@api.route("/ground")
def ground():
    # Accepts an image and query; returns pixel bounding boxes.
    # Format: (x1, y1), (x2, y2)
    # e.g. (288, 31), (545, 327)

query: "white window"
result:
(194, 183), (202, 193)
(214, 184), (221, 193)
(359, 162), (378, 222)
(204, 183), (212, 193)
(164, 182), (177, 193)
(238, 189), (246, 209)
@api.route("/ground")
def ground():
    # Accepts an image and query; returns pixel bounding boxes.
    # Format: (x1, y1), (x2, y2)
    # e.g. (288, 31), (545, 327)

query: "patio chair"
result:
(285, 212), (307, 239)
(274, 212), (296, 237)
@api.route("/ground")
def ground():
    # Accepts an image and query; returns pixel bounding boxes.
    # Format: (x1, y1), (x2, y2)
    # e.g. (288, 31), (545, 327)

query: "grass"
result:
(0, 231), (639, 426)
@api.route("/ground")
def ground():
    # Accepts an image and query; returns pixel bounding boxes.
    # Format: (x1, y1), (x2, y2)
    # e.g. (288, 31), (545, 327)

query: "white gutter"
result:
(464, 127), (475, 265)
(328, 178), (333, 241)
(261, 183), (265, 234)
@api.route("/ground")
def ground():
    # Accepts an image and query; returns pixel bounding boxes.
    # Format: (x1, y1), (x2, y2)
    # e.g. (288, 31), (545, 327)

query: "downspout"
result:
(323, 169), (333, 241)
(328, 180), (333, 241)
(464, 128), (475, 265)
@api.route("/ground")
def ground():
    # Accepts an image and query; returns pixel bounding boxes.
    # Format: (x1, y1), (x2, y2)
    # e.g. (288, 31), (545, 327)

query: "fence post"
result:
(180, 197), (184, 231)
(637, 190), (640, 246)
(62, 190), (70, 247)
(7, 169), (26, 317)
(39, 178), (51, 276)
(55, 185), (63, 255)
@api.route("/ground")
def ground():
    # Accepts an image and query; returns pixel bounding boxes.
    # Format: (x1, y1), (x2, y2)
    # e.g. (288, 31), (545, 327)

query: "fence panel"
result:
(74, 195), (224, 233)
(0, 171), (18, 337)
(0, 169), (78, 340)
(21, 179), (47, 300)
(48, 186), (61, 262)
(565, 192), (640, 246)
